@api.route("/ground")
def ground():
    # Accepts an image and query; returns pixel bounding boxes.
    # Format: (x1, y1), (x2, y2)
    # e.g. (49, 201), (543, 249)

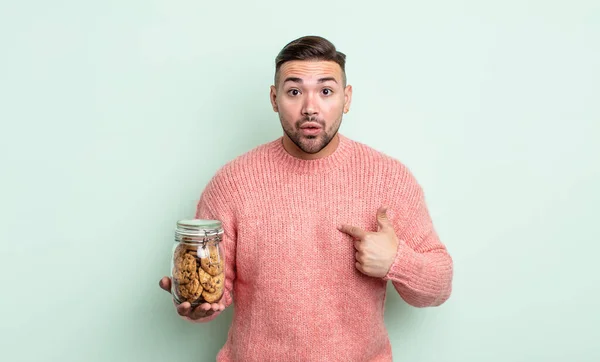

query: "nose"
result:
(301, 93), (318, 116)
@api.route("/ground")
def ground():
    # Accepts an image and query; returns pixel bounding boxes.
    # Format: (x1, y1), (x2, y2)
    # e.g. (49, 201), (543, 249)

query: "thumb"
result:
(159, 276), (172, 293)
(376, 206), (392, 232)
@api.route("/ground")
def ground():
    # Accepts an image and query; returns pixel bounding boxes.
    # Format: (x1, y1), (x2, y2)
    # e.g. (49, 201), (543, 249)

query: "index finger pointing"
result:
(338, 224), (367, 240)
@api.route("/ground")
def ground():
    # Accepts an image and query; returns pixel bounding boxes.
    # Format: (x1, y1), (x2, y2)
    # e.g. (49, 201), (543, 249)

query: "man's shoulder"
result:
(347, 136), (412, 176)
(207, 137), (279, 184)
(345, 136), (424, 203)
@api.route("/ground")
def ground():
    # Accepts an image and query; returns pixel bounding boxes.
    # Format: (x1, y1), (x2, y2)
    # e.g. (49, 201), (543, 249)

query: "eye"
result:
(288, 89), (301, 96)
(322, 88), (333, 96)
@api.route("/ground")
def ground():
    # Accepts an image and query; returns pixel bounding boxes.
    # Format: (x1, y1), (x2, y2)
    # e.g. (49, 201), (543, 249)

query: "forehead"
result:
(278, 60), (343, 83)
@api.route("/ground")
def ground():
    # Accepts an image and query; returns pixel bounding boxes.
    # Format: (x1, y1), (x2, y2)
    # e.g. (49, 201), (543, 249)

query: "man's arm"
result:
(181, 177), (238, 322)
(338, 167), (453, 308)
(159, 172), (238, 323)
(383, 176), (453, 308)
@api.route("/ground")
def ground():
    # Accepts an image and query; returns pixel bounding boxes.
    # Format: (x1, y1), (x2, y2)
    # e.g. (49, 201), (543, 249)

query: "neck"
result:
(282, 133), (340, 160)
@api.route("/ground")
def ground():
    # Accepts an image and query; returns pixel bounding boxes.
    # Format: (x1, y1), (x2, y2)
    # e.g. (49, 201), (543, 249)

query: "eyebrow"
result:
(283, 77), (338, 84)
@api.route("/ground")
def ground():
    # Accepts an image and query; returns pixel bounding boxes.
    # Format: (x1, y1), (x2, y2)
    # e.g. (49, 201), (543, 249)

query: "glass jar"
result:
(171, 219), (225, 307)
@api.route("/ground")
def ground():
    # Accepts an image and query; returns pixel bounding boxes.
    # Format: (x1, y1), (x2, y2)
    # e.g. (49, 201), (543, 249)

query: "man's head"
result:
(270, 36), (352, 159)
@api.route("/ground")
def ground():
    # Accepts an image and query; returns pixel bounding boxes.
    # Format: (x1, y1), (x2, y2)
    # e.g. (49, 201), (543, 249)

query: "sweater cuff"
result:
(383, 242), (423, 284)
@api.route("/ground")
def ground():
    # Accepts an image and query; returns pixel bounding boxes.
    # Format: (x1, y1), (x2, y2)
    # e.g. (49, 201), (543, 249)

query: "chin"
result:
(299, 139), (327, 154)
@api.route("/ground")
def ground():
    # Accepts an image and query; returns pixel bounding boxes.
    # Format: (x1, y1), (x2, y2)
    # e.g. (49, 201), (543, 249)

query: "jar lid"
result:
(175, 219), (223, 238)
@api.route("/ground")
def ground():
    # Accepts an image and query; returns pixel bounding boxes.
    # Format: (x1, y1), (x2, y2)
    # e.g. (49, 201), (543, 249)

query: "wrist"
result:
(382, 240), (407, 281)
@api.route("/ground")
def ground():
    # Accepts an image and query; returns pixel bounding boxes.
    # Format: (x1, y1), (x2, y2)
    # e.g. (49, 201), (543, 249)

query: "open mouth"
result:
(300, 125), (322, 136)
(299, 122), (322, 135)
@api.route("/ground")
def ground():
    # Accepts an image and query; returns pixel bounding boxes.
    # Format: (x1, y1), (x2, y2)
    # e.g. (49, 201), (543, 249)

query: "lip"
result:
(299, 122), (323, 136)
(299, 122), (323, 129)
(300, 128), (322, 136)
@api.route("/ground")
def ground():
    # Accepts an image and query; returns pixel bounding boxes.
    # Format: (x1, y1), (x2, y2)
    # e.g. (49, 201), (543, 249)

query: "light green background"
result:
(1, 1), (598, 361)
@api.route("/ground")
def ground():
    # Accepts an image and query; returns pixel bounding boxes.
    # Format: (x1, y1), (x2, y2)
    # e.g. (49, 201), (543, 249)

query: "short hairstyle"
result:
(274, 35), (347, 86)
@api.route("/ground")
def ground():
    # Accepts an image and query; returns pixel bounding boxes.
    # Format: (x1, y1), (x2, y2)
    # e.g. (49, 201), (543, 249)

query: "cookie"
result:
(179, 278), (203, 302)
(179, 253), (197, 272)
(174, 244), (188, 259)
(200, 246), (223, 276)
(173, 267), (196, 284)
(202, 286), (223, 303)
(198, 268), (224, 294)
(173, 251), (199, 284)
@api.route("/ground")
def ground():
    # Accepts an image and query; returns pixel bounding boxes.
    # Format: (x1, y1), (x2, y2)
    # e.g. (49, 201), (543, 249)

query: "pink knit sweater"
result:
(187, 133), (453, 361)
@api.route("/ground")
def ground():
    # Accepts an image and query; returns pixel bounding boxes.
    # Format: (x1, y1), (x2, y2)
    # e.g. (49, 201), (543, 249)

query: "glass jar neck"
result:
(175, 220), (223, 244)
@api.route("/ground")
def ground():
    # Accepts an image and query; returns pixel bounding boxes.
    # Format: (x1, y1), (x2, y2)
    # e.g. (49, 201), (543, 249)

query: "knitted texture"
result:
(186, 133), (453, 361)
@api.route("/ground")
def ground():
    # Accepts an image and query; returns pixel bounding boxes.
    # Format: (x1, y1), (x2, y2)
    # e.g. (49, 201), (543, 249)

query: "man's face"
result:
(270, 60), (352, 155)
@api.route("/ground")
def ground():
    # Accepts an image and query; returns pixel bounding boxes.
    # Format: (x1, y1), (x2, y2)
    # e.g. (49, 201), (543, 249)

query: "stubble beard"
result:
(281, 115), (342, 154)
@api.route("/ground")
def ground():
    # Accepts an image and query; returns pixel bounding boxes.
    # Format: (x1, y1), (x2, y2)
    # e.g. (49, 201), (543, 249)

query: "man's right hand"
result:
(159, 276), (225, 320)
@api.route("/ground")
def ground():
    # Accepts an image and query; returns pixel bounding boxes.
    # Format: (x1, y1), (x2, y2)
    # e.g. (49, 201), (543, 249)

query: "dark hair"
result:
(274, 35), (347, 85)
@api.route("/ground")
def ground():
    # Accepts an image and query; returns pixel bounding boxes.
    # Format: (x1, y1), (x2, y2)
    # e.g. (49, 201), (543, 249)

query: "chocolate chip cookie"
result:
(200, 246), (223, 276)
(179, 278), (203, 302)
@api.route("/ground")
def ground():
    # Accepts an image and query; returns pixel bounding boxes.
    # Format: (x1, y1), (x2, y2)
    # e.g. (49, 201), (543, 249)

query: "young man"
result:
(159, 35), (453, 361)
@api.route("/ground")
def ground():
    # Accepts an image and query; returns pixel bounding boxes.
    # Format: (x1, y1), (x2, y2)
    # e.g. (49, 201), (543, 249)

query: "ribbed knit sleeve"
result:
(178, 169), (238, 323)
(383, 169), (453, 308)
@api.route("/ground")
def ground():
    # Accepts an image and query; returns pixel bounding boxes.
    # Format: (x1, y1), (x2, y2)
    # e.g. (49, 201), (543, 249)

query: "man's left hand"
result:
(338, 206), (400, 278)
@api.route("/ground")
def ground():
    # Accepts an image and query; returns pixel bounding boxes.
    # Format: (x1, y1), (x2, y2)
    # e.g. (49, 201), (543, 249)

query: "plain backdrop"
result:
(1, 1), (598, 361)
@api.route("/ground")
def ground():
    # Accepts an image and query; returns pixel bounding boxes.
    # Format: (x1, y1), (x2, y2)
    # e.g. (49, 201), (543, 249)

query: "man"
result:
(159, 35), (453, 361)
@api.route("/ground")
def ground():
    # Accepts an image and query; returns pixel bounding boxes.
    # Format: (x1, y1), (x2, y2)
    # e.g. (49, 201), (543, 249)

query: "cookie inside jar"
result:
(171, 221), (225, 307)
(197, 242), (225, 303)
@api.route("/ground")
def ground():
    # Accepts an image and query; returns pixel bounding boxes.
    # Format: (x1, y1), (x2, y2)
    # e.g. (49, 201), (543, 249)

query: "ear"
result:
(270, 85), (279, 112)
(343, 85), (353, 114)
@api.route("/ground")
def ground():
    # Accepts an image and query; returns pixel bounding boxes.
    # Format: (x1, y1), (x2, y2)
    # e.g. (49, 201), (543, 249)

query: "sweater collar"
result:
(270, 133), (353, 174)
